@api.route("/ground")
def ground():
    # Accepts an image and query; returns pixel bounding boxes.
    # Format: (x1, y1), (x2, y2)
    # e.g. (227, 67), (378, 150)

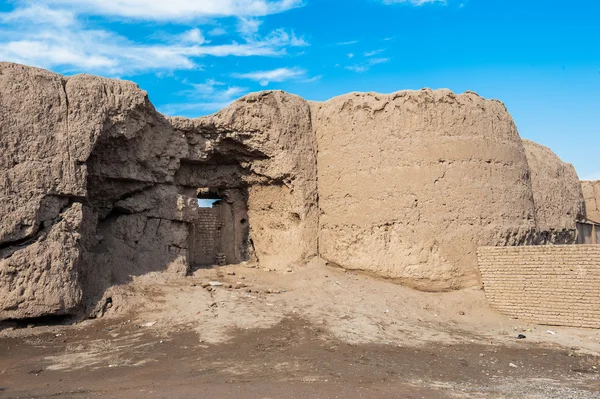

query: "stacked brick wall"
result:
(191, 208), (221, 266)
(478, 245), (600, 328)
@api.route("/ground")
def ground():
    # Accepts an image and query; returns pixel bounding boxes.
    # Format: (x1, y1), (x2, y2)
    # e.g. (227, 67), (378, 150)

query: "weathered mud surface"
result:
(1, 317), (599, 399)
(0, 63), (588, 321)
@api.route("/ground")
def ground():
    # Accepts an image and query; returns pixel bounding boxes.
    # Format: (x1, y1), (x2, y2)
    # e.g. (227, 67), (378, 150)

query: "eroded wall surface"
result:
(522, 139), (585, 239)
(478, 245), (600, 329)
(0, 62), (587, 320)
(582, 180), (600, 223)
(312, 90), (539, 291)
(0, 63), (318, 320)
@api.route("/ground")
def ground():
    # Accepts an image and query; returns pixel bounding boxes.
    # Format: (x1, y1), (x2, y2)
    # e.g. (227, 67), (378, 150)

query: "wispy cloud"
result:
(0, 5), (308, 75)
(232, 67), (307, 86)
(337, 40), (358, 45)
(34, 0), (305, 21)
(347, 53), (355, 59)
(346, 57), (390, 72)
(208, 27), (227, 36)
(364, 48), (385, 57)
(161, 79), (248, 116)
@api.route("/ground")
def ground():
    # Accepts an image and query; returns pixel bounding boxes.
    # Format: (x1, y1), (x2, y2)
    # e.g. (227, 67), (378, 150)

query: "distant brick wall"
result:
(478, 245), (600, 329)
(190, 207), (222, 266)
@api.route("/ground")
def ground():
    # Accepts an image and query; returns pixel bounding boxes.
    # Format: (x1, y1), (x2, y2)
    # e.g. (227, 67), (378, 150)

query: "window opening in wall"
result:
(196, 198), (221, 208)
(196, 188), (222, 208)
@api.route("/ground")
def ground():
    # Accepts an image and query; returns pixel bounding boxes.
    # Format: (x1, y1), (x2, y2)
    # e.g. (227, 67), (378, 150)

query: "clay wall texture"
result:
(478, 245), (600, 328)
(0, 62), (589, 320)
(312, 90), (538, 291)
(582, 180), (600, 223)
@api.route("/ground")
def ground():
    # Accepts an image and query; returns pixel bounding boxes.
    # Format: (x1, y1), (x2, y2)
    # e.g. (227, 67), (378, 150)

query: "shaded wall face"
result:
(313, 90), (538, 291)
(188, 189), (250, 268)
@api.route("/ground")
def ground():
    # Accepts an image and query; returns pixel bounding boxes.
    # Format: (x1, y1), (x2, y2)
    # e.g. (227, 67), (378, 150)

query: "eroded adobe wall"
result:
(171, 91), (319, 269)
(522, 139), (584, 240)
(478, 245), (600, 329)
(312, 90), (539, 291)
(0, 63), (318, 320)
(582, 180), (600, 223)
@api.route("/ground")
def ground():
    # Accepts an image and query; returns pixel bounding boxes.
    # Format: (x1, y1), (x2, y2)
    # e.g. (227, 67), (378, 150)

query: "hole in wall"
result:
(196, 188), (223, 208)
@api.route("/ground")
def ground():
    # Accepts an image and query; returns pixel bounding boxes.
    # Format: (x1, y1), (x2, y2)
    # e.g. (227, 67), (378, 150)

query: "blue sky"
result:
(1, 0), (599, 179)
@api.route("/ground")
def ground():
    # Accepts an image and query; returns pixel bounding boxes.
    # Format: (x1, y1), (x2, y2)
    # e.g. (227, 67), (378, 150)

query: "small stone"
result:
(509, 363), (518, 368)
(459, 311), (465, 316)
(227, 271), (236, 276)
(286, 268), (292, 273)
(517, 334), (526, 339)
(209, 281), (223, 286)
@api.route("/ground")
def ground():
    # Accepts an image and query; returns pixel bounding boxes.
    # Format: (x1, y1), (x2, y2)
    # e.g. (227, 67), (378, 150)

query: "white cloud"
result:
(347, 53), (354, 59)
(237, 17), (263, 36)
(337, 40), (358, 45)
(364, 49), (384, 57)
(161, 79), (248, 116)
(180, 28), (206, 44)
(208, 27), (227, 36)
(0, 5), (308, 75)
(232, 67), (306, 86)
(0, 4), (76, 26)
(380, 0), (446, 5)
(31, 0), (305, 21)
(346, 57), (390, 73)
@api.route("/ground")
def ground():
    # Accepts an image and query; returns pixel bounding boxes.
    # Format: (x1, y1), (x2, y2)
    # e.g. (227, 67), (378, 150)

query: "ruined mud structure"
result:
(0, 63), (591, 321)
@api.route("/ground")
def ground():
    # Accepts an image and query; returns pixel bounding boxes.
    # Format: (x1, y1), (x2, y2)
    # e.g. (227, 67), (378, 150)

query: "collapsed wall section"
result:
(312, 89), (538, 291)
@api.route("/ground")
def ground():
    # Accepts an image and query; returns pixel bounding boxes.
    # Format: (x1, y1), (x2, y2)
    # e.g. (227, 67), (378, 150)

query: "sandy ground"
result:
(1, 260), (599, 398)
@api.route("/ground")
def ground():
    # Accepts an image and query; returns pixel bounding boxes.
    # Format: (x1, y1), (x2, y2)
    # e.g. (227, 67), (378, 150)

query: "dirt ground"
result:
(1, 260), (599, 398)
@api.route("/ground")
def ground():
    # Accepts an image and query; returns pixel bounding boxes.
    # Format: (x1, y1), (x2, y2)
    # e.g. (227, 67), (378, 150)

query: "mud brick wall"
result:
(478, 245), (600, 329)
(191, 208), (222, 266)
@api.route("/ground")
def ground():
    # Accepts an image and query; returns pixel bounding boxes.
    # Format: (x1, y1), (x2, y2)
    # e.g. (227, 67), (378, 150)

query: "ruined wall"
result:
(0, 62), (589, 320)
(171, 91), (319, 269)
(582, 180), (600, 223)
(478, 245), (600, 329)
(312, 90), (538, 291)
(522, 139), (584, 239)
(0, 63), (317, 320)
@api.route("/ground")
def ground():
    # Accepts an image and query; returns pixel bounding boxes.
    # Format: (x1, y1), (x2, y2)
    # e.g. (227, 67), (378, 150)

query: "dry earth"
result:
(1, 261), (599, 398)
